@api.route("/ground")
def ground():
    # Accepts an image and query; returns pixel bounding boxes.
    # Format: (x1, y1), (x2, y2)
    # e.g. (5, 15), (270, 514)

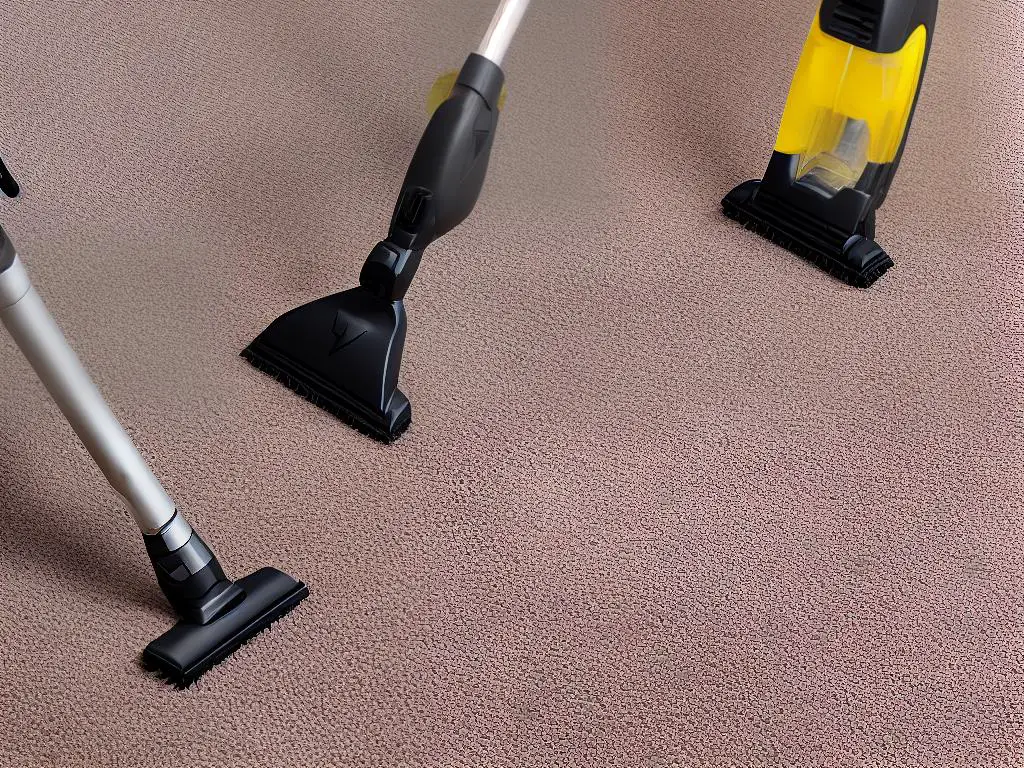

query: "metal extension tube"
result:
(0, 254), (179, 534)
(476, 0), (531, 66)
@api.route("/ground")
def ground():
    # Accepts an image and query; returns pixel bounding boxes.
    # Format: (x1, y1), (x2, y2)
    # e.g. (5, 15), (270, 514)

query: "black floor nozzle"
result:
(242, 284), (411, 443)
(242, 53), (505, 441)
(141, 514), (308, 687)
(142, 567), (308, 688)
(722, 179), (894, 289)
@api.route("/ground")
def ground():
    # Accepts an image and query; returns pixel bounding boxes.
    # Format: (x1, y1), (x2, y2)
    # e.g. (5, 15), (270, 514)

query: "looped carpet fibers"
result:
(1, 0), (1021, 765)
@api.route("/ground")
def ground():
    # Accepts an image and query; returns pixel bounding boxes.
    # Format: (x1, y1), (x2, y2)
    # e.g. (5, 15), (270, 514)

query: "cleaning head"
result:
(243, 1), (525, 442)
(243, 267), (412, 442)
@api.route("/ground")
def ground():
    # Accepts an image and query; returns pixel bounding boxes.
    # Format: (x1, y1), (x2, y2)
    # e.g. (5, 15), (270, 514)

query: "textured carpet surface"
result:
(1, 0), (1022, 766)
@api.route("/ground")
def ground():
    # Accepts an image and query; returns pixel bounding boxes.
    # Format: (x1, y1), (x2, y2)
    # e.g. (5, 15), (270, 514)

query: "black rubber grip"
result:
(385, 53), (505, 254)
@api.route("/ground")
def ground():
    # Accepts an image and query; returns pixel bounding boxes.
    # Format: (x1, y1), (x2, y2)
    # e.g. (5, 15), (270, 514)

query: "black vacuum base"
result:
(242, 338), (411, 444)
(142, 567), (308, 688)
(242, 288), (413, 444)
(723, 179), (894, 289)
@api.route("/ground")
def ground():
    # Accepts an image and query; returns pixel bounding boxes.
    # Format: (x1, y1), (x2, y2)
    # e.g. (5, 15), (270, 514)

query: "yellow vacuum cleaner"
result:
(723, 0), (938, 287)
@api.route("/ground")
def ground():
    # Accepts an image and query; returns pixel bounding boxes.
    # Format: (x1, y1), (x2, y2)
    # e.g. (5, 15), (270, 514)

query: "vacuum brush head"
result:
(142, 567), (308, 688)
(242, 286), (412, 443)
(722, 179), (894, 289)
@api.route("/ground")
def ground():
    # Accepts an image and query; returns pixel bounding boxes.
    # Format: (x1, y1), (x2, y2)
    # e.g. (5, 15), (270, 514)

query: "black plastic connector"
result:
(1, 160), (20, 275)
(359, 241), (422, 302)
(144, 516), (244, 625)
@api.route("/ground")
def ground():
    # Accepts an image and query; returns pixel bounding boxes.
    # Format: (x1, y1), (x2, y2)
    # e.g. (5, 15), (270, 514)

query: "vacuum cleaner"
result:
(242, 0), (531, 443)
(0, 156), (307, 688)
(723, 0), (937, 288)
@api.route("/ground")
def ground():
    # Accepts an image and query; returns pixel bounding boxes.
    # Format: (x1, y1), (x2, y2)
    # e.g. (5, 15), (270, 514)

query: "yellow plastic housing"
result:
(774, 17), (927, 191)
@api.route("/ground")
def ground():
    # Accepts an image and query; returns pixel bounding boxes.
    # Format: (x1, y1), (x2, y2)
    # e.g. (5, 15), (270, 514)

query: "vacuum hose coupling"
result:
(144, 511), (245, 625)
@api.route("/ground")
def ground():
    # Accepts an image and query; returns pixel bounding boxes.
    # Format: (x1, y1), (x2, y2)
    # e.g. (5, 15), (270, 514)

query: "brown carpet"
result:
(1, 0), (1022, 765)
